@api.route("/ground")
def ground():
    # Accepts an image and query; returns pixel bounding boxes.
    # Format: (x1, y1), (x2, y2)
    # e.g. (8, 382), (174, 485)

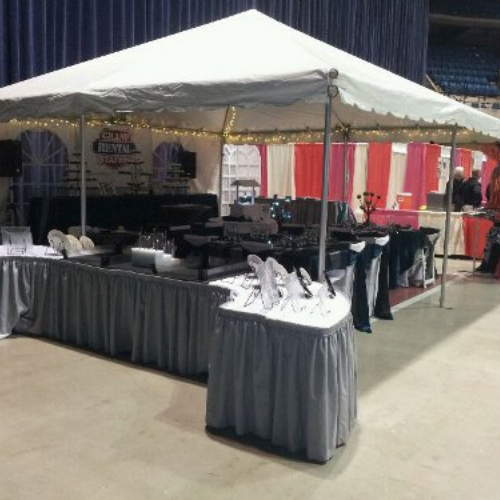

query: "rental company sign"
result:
(92, 127), (137, 168)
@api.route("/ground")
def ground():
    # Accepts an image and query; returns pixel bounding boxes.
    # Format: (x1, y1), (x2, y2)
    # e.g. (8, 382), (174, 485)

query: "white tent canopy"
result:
(1, 10), (500, 144)
(1, 9), (499, 307)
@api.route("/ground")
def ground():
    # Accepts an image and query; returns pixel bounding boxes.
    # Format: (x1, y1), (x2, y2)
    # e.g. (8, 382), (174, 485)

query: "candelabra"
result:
(270, 195), (292, 224)
(357, 192), (381, 226)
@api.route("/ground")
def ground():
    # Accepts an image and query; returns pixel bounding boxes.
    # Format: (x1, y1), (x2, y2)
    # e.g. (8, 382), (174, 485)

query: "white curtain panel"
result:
(351, 143), (368, 207)
(472, 150), (484, 172)
(267, 144), (296, 198)
(180, 136), (221, 194)
(438, 145), (451, 192)
(386, 143), (408, 209)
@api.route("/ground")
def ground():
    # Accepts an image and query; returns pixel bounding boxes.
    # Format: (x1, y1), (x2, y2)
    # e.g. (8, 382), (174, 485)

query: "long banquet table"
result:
(2, 253), (359, 462)
(371, 209), (464, 255)
(28, 193), (219, 244)
(0, 256), (230, 374)
(206, 280), (357, 463)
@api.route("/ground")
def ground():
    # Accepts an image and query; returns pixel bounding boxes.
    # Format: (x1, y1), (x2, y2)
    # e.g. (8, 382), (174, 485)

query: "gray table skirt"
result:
(1, 257), (230, 374)
(0, 258), (33, 339)
(206, 308), (357, 463)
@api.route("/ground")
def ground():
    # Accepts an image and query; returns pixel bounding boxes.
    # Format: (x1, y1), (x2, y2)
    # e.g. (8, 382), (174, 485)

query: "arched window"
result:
(152, 142), (183, 182)
(13, 130), (68, 224)
(221, 145), (261, 215)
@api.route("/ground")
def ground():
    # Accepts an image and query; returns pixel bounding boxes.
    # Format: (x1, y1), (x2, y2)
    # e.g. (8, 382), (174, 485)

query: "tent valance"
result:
(1, 10), (500, 144)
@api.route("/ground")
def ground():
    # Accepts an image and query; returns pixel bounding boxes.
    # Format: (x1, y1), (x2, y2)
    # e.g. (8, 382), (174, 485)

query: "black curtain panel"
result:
(0, 0), (429, 88)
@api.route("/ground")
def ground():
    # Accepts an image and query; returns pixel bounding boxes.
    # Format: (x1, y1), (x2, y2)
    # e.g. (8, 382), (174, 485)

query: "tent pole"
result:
(318, 71), (337, 281)
(342, 128), (350, 202)
(218, 138), (225, 217)
(439, 126), (458, 308)
(219, 107), (232, 217)
(79, 114), (86, 237)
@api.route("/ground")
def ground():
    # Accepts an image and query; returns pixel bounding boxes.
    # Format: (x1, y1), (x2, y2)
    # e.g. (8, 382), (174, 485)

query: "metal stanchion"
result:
(318, 69), (338, 281)
(439, 126), (458, 308)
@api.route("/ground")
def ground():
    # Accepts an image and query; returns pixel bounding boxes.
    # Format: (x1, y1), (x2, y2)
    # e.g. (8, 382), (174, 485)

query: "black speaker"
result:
(180, 150), (197, 179)
(0, 140), (23, 177)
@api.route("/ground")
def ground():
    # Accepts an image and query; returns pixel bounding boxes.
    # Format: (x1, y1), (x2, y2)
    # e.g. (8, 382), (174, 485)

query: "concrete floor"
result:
(1, 262), (499, 500)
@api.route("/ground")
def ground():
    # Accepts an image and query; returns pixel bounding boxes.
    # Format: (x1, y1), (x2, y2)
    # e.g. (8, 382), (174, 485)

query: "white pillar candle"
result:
(132, 248), (163, 267)
(154, 252), (173, 272)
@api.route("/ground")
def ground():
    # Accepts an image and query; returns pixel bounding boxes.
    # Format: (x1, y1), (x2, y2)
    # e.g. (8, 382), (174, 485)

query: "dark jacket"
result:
(462, 177), (482, 208)
(446, 178), (465, 211)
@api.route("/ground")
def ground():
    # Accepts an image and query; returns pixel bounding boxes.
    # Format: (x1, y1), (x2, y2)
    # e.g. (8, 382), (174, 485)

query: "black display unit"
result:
(180, 150), (197, 179)
(0, 139), (23, 177)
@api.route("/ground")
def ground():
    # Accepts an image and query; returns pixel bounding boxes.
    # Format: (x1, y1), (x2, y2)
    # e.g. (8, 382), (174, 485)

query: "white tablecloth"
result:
(417, 211), (464, 255)
(0, 245), (62, 259)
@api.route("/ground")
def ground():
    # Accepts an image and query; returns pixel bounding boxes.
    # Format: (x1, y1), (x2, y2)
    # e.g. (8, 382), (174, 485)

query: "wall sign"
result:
(92, 126), (137, 168)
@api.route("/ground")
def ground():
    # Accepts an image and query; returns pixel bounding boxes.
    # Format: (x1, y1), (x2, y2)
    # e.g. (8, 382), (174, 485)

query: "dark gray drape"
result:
(0, 0), (429, 87)
(206, 306), (357, 462)
(1, 257), (230, 374)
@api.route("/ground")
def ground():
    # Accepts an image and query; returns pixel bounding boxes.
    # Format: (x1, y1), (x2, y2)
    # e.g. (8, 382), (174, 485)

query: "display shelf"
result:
(163, 162), (190, 195)
(115, 150), (152, 194)
(63, 155), (98, 195)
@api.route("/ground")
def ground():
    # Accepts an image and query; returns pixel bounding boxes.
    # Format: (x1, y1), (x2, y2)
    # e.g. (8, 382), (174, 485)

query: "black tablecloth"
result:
(289, 199), (356, 226)
(28, 194), (218, 244)
(159, 204), (214, 227)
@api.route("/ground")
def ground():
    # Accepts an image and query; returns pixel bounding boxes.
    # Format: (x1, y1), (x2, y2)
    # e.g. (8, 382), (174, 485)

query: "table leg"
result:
(422, 248), (427, 289)
(472, 218), (479, 273)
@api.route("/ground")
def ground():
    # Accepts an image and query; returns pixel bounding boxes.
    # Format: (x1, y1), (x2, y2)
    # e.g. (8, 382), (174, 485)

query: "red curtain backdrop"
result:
(403, 142), (426, 209)
(258, 145), (268, 197)
(329, 143), (355, 202)
(479, 145), (500, 200)
(294, 143), (324, 198)
(294, 143), (356, 201)
(482, 156), (497, 200)
(424, 143), (441, 194)
(366, 143), (392, 208)
(455, 148), (473, 178)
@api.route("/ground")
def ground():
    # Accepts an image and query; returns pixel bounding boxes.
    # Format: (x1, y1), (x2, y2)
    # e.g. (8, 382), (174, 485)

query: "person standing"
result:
(445, 166), (465, 211)
(462, 168), (483, 209)
(485, 164), (500, 209)
(477, 165), (500, 272)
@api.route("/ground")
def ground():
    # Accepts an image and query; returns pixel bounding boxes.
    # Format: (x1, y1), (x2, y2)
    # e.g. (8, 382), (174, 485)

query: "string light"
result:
(222, 106), (237, 138)
(5, 118), (481, 144)
(8, 118), (78, 128)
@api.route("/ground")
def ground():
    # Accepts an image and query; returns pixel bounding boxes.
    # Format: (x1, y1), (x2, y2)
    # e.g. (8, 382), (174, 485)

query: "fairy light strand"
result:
(6, 118), (479, 144)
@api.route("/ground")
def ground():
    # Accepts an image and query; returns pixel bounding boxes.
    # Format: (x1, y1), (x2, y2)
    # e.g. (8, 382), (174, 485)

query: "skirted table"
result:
(369, 208), (419, 229)
(462, 214), (493, 260)
(206, 290), (357, 463)
(371, 209), (464, 255)
(28, 193), (218, 244)
(0, 256), (230, 374)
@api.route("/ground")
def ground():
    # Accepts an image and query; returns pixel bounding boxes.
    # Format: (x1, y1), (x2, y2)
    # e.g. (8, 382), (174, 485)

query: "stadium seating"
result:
(427, 45), (500, 97)
(431, 0), (500, 19)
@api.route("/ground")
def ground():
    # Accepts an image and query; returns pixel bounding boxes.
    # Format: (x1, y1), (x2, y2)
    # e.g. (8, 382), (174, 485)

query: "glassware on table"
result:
(152, 231), (166, 251)
(139, 232), (153, 249)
